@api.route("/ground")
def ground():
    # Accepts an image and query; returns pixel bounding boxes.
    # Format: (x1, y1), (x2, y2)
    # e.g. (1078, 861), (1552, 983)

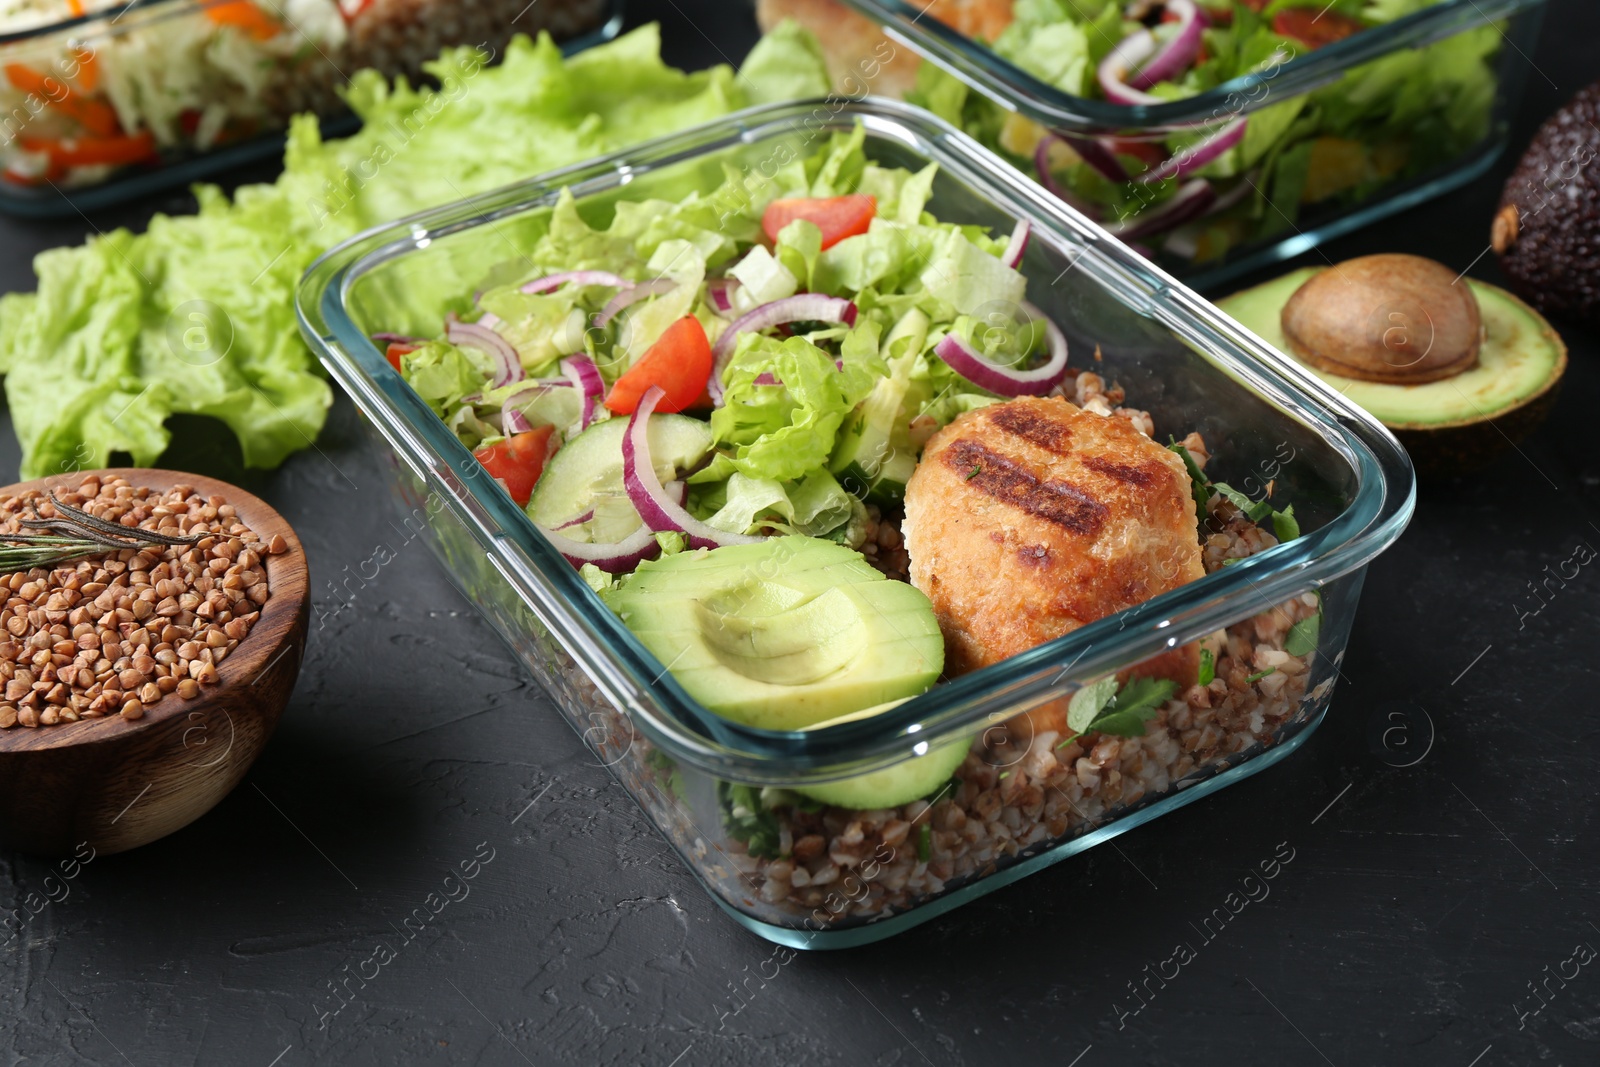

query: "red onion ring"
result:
(1098, 31), (1166, 106)
(448, 320), (523, 389)
(1105, 178), (1217, 241)
(623, 386), (765, 549)
(706, 277), (741, 315)
(708, 295), (858, 405)
(1127, 0), (1206, 89)
(1054, 134), (1131, 184)
(552, 508), (595, 530)
(372, 331), (423, 346)
(1135, 117), (1246, 184)
(501, 409), (534, 434)
(1001, 219), (1031, 269)
(931, 304), (1069, 397)
(535, 523), (660, 573)
(520, 270), (632, 295)
(596, 279), (676, 328)
(560, 355), (604, 431)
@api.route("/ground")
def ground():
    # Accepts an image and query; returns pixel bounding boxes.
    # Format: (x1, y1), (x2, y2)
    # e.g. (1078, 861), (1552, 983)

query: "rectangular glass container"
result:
(297, 98), (1414, 948)
(0, 0), (623, 215)
(830, 0), (1547, 288)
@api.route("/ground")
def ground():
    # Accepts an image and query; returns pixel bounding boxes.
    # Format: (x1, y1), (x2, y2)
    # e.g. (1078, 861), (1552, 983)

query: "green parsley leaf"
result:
(1272, 505), (1301, 543)
(1066, 675), (1120, 734)
(1087, 676), (1179, 738)
(1284, 611), (1321, 656)
(1213, 482), (1274, 523)
(1198, 647), (1215, 686)
(1167, 440), (1212, 508)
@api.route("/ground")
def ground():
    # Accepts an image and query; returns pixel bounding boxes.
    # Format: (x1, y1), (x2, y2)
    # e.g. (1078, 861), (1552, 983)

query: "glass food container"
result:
(827, 0), (1547, 289)
(297, 98), (1414, 948)
(0, 0), (623, 215)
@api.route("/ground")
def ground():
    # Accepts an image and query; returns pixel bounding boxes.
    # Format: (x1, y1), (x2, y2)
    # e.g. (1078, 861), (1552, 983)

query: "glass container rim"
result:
(296, 96), (1415, 784)
(833, 0), (1545, 133)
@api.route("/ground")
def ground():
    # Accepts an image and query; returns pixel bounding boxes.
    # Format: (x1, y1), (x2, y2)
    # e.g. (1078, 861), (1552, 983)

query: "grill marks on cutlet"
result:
(988, 403), (1075, 454)
(1082, 455), (1163, 488)
(941, 439), (1108, 537)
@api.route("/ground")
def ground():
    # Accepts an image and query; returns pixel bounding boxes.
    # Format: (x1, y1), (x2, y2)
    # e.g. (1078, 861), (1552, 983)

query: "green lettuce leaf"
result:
(0, 24), (801, 478)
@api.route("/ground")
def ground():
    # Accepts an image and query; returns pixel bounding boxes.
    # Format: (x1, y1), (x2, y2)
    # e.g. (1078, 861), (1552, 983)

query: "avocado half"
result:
(1219, 267), (1567, 476)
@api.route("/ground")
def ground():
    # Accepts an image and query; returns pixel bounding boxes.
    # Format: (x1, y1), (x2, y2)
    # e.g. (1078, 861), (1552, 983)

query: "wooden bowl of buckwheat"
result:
(0, 470), (308, 856)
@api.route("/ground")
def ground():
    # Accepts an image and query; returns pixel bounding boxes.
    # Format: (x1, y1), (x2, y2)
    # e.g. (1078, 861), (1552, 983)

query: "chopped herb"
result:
(1198, 647), (1215, 686)
(716, 781), (783, 859)
(1213, 482), (1275, 524)
(1055, 735), (1078, 750)
(1272, 505), (1301, 543)
(1284, 610), (1322, 656)
(1244, 668), (1277, 684)
(1089, 676), (1178, 737)
(916, 823), (932, 862)
(997, 771), (1010, 781)
(966, 465), (982, 480)
(1167, 440), (1212, 509)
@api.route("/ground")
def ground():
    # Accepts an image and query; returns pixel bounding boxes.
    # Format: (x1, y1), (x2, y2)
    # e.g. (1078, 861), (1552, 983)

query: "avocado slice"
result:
(792, 700), (972, 810)
(600, 536), (943, 731)
(1220, 267), (1566, 475)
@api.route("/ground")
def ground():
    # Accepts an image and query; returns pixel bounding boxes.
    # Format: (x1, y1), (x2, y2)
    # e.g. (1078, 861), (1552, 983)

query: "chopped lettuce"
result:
(0, 24), (827, 478)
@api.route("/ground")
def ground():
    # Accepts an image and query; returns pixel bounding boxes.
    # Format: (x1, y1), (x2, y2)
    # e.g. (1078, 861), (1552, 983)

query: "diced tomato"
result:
(474, 426), (558, 507)
(204, 0), (281, 40)
(384, 343), (417, 372)
(19, 131), (155, 168)
(179, 109), (203, 136)
(604, 316), (714, 416)
(1238, 0), (1270, 10)
(761, 194), (877, 251)
(1272, 8), (1365, 48)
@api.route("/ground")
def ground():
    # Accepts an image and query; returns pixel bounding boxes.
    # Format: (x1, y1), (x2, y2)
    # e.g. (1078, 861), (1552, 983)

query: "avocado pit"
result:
(1280, 254), (1482, 385)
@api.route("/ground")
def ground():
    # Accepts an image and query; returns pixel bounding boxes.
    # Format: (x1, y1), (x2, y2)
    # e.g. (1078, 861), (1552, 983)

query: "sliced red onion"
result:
(520, 270), (632, 295)
(501, 408), (534, 434)
(552, 508), (595, 531)
(1135, 117), (1246, 184)
(1001, 219), (1031, 269)
(664, 480), (688, 506)
(708, 295), (858, 405)
(1099, 30), (1166, 106)
(1105, 178), (1217, 241)
(706, 277), (741, 314)
(1034, 136), (1106, 220)
(1127, 0), (1206, 89)
(535, 523), (660, 573)
(932, 305), (1069, 397)
(752, 371), (782, 387)
(560, 354), (604, 430)
(448, 320), (523, 389)
(372, 331), (423, 346)
(596, 279), (676, 328)
(623, 386), (765, 549)
(1054, 133), (1131, 184)
(478, 312), (502, 330)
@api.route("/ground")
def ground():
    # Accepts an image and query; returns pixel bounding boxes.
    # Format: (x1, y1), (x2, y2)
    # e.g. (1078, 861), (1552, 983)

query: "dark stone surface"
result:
(1, 2), (1599, 1064)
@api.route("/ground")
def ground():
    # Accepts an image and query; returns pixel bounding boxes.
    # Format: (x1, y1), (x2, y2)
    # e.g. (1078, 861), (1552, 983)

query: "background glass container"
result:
(829, 0), (1547, 288)
(298, 98), (1415, 947)
(0, 0), (623, 215)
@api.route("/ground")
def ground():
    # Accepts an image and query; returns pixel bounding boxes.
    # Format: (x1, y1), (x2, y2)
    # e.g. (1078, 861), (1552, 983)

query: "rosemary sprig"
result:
(22, 491), (203, 548)
(0, 491), (203, 573)
(0, 536), (168, 572)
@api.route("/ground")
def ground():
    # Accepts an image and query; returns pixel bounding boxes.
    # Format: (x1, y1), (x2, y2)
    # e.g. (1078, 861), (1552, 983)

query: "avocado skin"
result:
(1495, 79), (1600, 325)
(1394, 379), (1561, 478)
(1219, 270), (1566, 477)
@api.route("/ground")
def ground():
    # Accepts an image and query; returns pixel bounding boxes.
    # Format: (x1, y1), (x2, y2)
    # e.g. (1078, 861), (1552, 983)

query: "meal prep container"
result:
(0, 0), (623, 215)
(834, 0), (1547, 288)
(297, 97), (1415, 948)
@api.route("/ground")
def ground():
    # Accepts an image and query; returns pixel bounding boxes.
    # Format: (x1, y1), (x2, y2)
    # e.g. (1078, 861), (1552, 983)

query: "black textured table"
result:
(2, 3), (1598, 1064)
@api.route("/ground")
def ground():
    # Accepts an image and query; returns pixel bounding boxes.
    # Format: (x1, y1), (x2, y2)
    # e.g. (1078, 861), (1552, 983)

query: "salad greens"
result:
(402, 125), (1029, 547)
(0, 23), (831, 479)
(890, 0), (1501, 266)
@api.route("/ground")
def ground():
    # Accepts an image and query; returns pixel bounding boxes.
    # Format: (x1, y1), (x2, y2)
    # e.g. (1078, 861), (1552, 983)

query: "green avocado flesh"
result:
(1220, 268), (1565, 429)
(794, 701), (972, 810)
(601, 537), (943, 732)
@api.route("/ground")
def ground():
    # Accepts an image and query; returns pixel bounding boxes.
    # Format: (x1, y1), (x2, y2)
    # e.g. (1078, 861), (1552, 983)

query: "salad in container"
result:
(299, 99), (1414, 946)
(0, 0), (621, 211)
(756, 0), (1547, 285)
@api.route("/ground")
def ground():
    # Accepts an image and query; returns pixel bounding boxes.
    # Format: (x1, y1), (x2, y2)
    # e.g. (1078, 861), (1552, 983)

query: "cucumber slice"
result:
(529, 414), (713, 540)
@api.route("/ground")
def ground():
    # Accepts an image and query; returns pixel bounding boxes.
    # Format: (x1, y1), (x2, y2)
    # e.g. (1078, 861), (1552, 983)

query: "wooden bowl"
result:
(0, 470), (308, 856)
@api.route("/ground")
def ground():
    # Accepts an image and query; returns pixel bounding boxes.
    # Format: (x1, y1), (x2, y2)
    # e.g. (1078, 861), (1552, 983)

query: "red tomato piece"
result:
(1108, 137), (1168, 169)
(604, 316), (714, 415)
(1272, 8), (1365, 48)
(761, 194), (877, 251)
(474, 426), (557, 507)
(384, 342), (417, 372)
